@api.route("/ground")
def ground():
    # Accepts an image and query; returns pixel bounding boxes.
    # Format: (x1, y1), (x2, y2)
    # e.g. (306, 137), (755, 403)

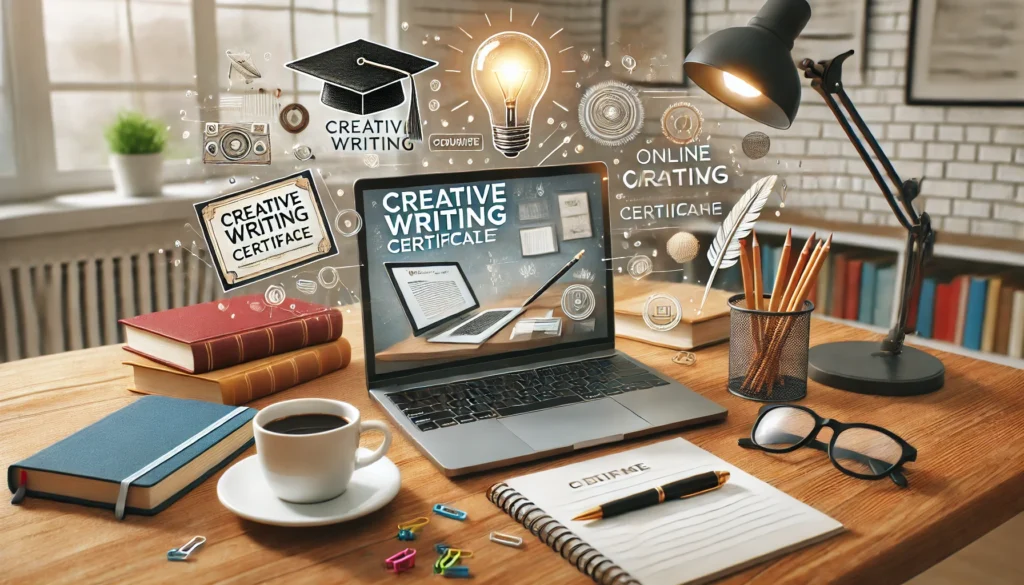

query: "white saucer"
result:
(217, 449), (401, 527)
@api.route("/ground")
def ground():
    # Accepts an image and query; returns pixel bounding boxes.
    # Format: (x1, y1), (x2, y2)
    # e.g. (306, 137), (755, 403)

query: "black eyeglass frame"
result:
(739, 404), (918, 487)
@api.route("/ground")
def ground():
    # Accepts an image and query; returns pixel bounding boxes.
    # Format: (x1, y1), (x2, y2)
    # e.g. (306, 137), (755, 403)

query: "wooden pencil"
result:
(739, 238), (755, 310)
(751, 232), (763, 311)
(768, 229), (792, 312)
(778, 233), (816, 312)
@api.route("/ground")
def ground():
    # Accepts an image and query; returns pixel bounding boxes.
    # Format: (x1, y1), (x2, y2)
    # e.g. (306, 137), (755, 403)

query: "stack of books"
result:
(120, 295), (351, 405)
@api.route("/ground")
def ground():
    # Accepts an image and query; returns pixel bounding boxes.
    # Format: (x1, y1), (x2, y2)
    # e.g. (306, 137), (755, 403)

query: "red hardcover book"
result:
(843, 259), (864, 321)
(120, 295), (343, 374)
(830, 253), (848, 318)
(933, 278), (963, 342)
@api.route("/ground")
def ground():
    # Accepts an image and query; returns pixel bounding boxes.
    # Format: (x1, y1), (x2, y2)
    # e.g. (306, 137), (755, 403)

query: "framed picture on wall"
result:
(602, 0), (689, 85)
(791, 0), (868, 74)
(907, 0), (1024, 106)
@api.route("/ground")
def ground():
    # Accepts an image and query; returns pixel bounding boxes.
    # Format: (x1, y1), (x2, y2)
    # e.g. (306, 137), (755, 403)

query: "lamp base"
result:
(808, 341), (944, 396)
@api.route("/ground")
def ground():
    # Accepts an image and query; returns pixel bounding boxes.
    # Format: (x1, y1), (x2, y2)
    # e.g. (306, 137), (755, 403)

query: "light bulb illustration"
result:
(471, 31), (550, 158)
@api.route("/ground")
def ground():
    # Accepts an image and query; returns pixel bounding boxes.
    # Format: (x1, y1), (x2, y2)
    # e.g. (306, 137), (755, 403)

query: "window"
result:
(0, 0), (384, 200)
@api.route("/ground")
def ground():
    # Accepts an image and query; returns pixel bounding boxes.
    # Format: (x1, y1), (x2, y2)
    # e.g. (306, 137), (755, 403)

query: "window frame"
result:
(0, 0), (384, 202)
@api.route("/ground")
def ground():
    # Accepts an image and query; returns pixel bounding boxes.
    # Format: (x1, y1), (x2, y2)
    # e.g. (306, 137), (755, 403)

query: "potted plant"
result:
(104, 111), (167, 197)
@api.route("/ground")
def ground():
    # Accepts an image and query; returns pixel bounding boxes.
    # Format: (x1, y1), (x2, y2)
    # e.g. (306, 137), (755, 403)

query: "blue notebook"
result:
(873, 265), (896, 328)
(858, 261), (880, 324)
(916, 277), (938, 338)
(962, 277), (989, 350)
(8, 396), (255, 517)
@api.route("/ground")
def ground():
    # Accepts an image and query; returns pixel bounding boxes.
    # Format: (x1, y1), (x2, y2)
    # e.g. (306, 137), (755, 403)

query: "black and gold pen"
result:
(571, 471), (730, 521)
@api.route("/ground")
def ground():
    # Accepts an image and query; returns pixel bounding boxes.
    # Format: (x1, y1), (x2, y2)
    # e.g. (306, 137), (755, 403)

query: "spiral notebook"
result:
(487, 438), (843, 585)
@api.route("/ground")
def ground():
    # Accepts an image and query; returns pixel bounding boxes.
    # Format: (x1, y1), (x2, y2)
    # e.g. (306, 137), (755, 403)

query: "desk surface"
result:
(2, 314), (1023, 585)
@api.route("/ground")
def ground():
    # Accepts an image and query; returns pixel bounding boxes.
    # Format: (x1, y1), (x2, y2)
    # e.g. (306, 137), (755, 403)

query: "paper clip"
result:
(167, 536), (206, 562)
(433, 503), (468, 521)
(434, 548), (461, 574)
(443, 566), (472, 579)
(435, 543), (451, 554)
(397, 516), (430, 541)
(672, 351), (697, 366)
(489, 531), (524, 548)
(384, 548), (417, 573)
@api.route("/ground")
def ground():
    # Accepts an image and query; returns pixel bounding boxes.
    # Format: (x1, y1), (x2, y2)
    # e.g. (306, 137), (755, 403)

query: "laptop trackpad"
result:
(498, 399), (651, 452)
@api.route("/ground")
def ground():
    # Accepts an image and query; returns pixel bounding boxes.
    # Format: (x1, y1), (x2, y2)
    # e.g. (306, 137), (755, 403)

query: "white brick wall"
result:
(690, 0), (1024, 241)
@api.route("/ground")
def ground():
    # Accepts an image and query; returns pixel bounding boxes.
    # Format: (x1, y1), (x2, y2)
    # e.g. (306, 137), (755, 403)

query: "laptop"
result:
(355, 162), (726, 476)
(385, 251), (585, 344)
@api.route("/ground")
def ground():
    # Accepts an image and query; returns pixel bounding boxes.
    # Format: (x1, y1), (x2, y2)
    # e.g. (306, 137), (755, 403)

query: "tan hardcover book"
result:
(981, 277), (1003, 353)
(125, 337), (352, 405)
(614, 279), (733, 350)
(993, 283), (1018, 355)
(953, 276), (970, 346)
(1009, 291), (1024, 360)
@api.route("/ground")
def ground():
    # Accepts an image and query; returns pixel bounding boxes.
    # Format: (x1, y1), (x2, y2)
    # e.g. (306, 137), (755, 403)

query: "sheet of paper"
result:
(505, 438), (843, 585)
(388, 264), (475, 331)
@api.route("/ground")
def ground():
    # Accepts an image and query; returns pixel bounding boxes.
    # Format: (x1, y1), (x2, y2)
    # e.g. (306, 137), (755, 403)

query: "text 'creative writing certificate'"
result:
(504, 438), (844, 585)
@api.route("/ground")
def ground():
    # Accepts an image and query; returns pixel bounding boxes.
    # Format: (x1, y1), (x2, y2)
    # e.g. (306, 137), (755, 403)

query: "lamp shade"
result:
(684, 0), (811, 129)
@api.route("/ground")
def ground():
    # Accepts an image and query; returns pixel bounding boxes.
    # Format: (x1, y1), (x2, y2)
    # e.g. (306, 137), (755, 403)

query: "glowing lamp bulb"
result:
(471, 31), (551, 158)
(723, 71), (762, 98)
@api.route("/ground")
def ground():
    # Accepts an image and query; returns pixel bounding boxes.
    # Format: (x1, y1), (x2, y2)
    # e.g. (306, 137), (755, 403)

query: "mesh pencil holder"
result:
(727, 294), (814, 402)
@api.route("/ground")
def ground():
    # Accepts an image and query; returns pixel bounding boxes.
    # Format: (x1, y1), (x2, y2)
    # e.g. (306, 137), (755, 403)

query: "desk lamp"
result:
(684, 0), (944, 395)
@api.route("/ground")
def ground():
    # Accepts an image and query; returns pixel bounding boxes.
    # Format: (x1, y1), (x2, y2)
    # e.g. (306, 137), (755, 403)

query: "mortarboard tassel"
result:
(357, 57), (424, 142)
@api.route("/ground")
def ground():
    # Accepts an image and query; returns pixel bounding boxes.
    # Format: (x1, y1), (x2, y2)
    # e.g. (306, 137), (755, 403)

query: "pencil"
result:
(739, 238), (755, 310)
(790, 235), (832, 312)
(768, 229), (792, 312)
(779, 233), (816, 312)
(751, 232), (763, 311)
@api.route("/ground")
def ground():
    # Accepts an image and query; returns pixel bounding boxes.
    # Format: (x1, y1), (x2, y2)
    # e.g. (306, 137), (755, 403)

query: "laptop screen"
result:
(356, 163), (613, 383)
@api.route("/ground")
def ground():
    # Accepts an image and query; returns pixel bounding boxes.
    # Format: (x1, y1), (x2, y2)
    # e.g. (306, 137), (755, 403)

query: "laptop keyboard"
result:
(447, 310), (514, 336)
(386, 355), (670, 432)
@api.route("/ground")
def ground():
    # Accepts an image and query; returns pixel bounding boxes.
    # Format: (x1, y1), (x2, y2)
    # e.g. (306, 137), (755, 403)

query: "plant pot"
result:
(110, 153), (164, 197)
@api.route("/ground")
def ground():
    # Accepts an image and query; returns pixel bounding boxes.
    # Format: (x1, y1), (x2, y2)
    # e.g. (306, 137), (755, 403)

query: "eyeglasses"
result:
(739, 404), (917, 487)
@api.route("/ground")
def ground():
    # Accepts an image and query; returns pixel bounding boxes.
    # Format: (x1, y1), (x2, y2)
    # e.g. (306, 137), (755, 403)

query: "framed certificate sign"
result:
(194, 170), (338, 291)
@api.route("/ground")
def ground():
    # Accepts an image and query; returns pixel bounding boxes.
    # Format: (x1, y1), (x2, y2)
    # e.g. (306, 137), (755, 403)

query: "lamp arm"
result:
(798, 51), (936, 354)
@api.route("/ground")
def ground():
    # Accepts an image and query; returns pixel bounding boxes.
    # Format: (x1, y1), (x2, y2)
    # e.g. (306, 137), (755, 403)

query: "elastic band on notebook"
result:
(114, 406), (249, 520)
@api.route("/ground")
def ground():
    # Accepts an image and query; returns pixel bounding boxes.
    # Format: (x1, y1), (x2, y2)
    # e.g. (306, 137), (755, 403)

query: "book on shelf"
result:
(844, 257), (863, 321)
(120, 296), (343, 374)
(7, 396), (254, 517)
(873, 264), (896, 328)
(126, 337), (352, 405)
(1008, 291), (1024, 359)
(614, 280), (732, 350)
(915, 277), (938, 339)
(815, 250), (832, 313)
(953, 276), (971, 346)
(761, 243), (776, 293)
(993, 282), (1019, 355)
(932, 276), (963, 343)
(962, 277), (989, 351)
(830, 252), (849, 319)
(981, 277), (1003, 353)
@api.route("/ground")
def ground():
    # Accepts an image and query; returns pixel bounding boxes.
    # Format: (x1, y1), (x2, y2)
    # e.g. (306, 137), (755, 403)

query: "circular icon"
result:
(742, 131), (771, 159)
(293, 144), (314, 161)
(264, 284), (286, 307)
(318, 266), (340, 289)
(643, 294), (682, 331)
(253, 140), (267, 155)
(204, 122), (219, 136)
(279, 103), (309, 134)
(220, 130), (252, 160)
(627, 254), (653, 280)
(661, 102), (703, 145)
(335, 209), (362, 237)
(666, 231), (700, 263)
(204, 141), (218, 156)
(578, 81), (644, 147)
(621, 55), (637, 74)
(561, 284), (596, 321)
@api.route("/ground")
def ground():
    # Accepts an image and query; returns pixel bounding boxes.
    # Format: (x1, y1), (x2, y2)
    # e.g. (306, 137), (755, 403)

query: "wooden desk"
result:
(2, 315), (1023, 585)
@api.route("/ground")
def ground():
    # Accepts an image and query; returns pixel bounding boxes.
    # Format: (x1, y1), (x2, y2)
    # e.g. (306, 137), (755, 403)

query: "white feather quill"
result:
(698, 175), (778, 312)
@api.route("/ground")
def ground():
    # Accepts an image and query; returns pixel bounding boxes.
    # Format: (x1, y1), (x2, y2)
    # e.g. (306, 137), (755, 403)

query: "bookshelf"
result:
(678, 215), (1024, 369)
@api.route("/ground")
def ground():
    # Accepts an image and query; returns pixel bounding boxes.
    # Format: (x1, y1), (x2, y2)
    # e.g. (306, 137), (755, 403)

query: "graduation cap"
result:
(286, 39), (437, 141)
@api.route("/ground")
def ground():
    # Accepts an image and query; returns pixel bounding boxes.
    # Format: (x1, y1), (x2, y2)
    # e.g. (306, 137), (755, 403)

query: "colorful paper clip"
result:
(435, 543), (451, 554)
(489, 531), (524, 548)
(396, 516), (430, 541)
(167, 536), (206, 562)
(384, 548), (417, 573)
(434, 548), (461, 574)
(433, 504), (468, 521)
(443, 566), (472, 579)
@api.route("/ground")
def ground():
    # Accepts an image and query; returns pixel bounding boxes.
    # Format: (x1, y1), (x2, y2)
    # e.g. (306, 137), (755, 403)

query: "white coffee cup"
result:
(254, 398), (392, 504)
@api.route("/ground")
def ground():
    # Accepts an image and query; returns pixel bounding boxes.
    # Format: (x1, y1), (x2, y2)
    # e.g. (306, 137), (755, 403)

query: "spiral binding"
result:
(487, 483), (640, 585)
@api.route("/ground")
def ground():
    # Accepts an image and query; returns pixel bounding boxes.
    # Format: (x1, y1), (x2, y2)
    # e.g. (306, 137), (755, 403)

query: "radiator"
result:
(0, 246), (223, 362)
